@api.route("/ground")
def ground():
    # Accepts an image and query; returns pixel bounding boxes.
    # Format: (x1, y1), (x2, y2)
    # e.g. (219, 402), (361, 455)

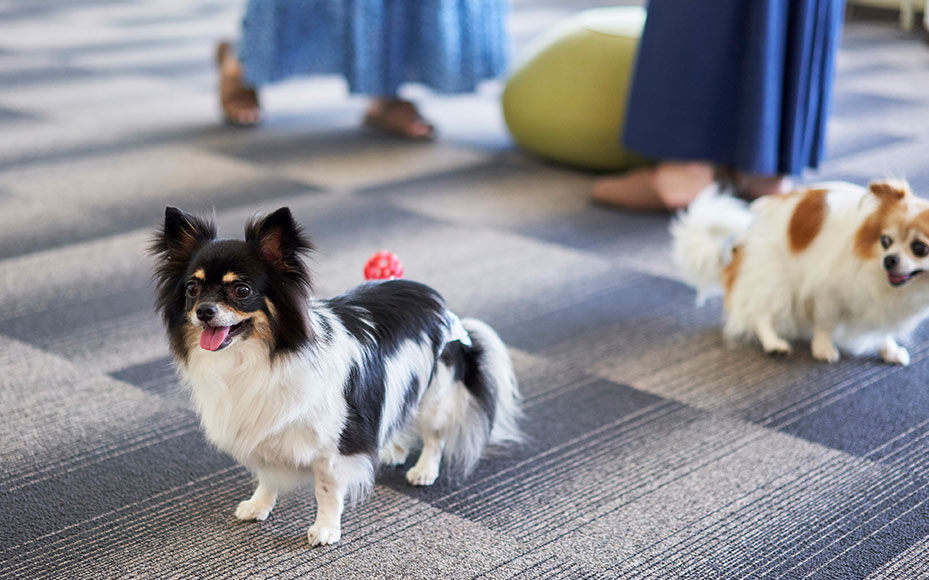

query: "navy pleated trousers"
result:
(622, 0), (845, 175)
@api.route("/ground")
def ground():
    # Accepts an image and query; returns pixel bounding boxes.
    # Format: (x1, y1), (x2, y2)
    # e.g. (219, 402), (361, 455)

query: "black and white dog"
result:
(151, 207), (522, 546)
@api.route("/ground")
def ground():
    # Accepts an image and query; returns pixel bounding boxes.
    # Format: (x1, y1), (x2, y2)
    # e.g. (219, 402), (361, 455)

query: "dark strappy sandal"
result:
(363, 99), (436, 140)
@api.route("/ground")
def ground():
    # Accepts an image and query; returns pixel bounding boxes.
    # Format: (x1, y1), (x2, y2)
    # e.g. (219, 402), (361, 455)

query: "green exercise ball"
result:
(503, 7), (649, 171)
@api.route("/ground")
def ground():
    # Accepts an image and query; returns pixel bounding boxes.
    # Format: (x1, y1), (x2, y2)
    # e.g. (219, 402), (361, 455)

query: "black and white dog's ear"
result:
(153, 206), (217, 264)
(245, 207), (314, 273)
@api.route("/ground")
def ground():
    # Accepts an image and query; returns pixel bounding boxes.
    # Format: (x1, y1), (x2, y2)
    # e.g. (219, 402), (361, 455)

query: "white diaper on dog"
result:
(446, 313), (472, 346)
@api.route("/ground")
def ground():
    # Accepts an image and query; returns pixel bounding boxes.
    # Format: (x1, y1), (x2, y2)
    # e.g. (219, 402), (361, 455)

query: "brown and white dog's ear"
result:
(868, 179), (911, 203)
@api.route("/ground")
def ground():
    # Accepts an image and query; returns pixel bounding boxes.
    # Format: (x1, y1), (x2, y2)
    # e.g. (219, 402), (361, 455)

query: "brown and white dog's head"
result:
(855, 180), (929, 287)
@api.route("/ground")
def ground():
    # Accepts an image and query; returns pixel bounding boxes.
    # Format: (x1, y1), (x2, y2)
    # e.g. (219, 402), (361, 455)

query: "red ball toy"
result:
(364, 250), (404, 280)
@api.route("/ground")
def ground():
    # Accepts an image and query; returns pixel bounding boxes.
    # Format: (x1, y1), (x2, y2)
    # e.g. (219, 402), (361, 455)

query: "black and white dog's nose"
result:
(196, 304), (218, 322)
(884, 255), (899, 271)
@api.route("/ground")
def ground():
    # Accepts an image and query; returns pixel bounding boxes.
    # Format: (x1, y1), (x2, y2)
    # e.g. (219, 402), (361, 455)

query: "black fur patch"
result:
(400, 374), (422, 424)
(327, 280), (448, 356)
(243, 208), (314, 356)
(338, 363), (383, 456)
(316, 312), (334, 344)
(330, 280), (451, 456)
(440, 335), (496, 425)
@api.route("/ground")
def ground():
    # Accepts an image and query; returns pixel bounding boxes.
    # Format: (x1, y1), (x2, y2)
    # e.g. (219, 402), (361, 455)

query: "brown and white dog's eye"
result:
(912, 240), (929, 257)
(880, 235), (893, 250)
(233, 283), (251, 299)
(185, 281), (200, 297)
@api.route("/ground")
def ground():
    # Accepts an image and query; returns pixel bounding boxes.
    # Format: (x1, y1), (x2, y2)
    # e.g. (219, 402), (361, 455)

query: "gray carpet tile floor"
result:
(3, 1), (929, 578)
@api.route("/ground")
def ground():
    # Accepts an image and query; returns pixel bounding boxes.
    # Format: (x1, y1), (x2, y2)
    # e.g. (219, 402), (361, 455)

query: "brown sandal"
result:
(216, 42), (260, 127)
(363, 99), (436, 140)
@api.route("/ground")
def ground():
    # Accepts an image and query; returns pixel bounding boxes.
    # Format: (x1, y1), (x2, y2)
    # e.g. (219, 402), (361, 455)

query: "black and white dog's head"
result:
(150, 206), (313, 360)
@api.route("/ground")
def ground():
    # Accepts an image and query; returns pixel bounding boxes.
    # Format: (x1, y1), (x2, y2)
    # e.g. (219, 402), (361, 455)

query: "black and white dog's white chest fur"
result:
(151, 206), (522, 546)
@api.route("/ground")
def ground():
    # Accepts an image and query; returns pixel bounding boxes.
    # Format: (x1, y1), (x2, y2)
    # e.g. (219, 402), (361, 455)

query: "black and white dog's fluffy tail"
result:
(432, 317), (523, 479)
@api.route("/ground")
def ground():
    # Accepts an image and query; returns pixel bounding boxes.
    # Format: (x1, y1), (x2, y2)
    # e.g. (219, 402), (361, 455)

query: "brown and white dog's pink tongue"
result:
(200, 326), (231, 351)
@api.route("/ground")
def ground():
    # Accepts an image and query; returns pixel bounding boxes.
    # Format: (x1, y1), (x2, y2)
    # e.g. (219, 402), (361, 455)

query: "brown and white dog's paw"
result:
(811, 339), (840, 364)
(762, 339), (792, 357)
(880, 343), (910, 366)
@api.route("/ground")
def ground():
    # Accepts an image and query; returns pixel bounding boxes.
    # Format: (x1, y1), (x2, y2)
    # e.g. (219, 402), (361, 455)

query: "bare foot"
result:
(593, 167), (667, 210)
(363, 98), (435, 140)
(593, 162), (715, 210)
(217, 42), (260, 126)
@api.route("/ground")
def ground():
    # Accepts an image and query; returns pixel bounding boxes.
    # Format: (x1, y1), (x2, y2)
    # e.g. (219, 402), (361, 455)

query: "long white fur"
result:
(672, 182), (929, 363)
(670, 184), (752, 304)
(179, 300), (520, 546)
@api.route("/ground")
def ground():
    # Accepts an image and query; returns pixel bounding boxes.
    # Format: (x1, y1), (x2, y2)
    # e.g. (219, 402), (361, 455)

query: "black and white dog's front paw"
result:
(378, 442), (410, 467)
(235, 498), (274, 521)
(405, 464), (439, 486)
(307, 524), (342, 546)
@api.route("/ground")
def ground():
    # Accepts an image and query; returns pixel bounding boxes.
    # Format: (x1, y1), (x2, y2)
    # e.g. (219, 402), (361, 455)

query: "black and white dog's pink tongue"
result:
(200, 326), (231, 351)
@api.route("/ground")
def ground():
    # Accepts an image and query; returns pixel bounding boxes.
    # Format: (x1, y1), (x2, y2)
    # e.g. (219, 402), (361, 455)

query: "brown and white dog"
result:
(672, 180), (929, 364)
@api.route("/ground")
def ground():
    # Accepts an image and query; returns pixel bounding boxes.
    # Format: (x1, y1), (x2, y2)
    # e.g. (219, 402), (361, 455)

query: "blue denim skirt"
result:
(238, 0), (509, 96)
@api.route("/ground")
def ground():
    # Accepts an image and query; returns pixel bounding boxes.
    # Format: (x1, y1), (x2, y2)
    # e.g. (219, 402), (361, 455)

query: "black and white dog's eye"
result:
(880, 235), (893, 250)
(912, 240), (929, 257)
(233, 283), (251, 299)
(185, 281), (200, 297)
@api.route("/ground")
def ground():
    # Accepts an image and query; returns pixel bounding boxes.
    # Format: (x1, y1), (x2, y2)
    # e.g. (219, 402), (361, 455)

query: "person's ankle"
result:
(737, 173), (792, 198)
(652, 162), (715, 208)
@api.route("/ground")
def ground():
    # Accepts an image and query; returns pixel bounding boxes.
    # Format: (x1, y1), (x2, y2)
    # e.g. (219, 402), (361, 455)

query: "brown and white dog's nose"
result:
(196, 303), (218, 322)
(884, 255), (899, 271)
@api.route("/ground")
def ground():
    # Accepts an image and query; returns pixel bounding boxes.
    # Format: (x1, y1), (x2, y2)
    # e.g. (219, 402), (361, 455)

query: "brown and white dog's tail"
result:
(671, 185), (753, 304)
